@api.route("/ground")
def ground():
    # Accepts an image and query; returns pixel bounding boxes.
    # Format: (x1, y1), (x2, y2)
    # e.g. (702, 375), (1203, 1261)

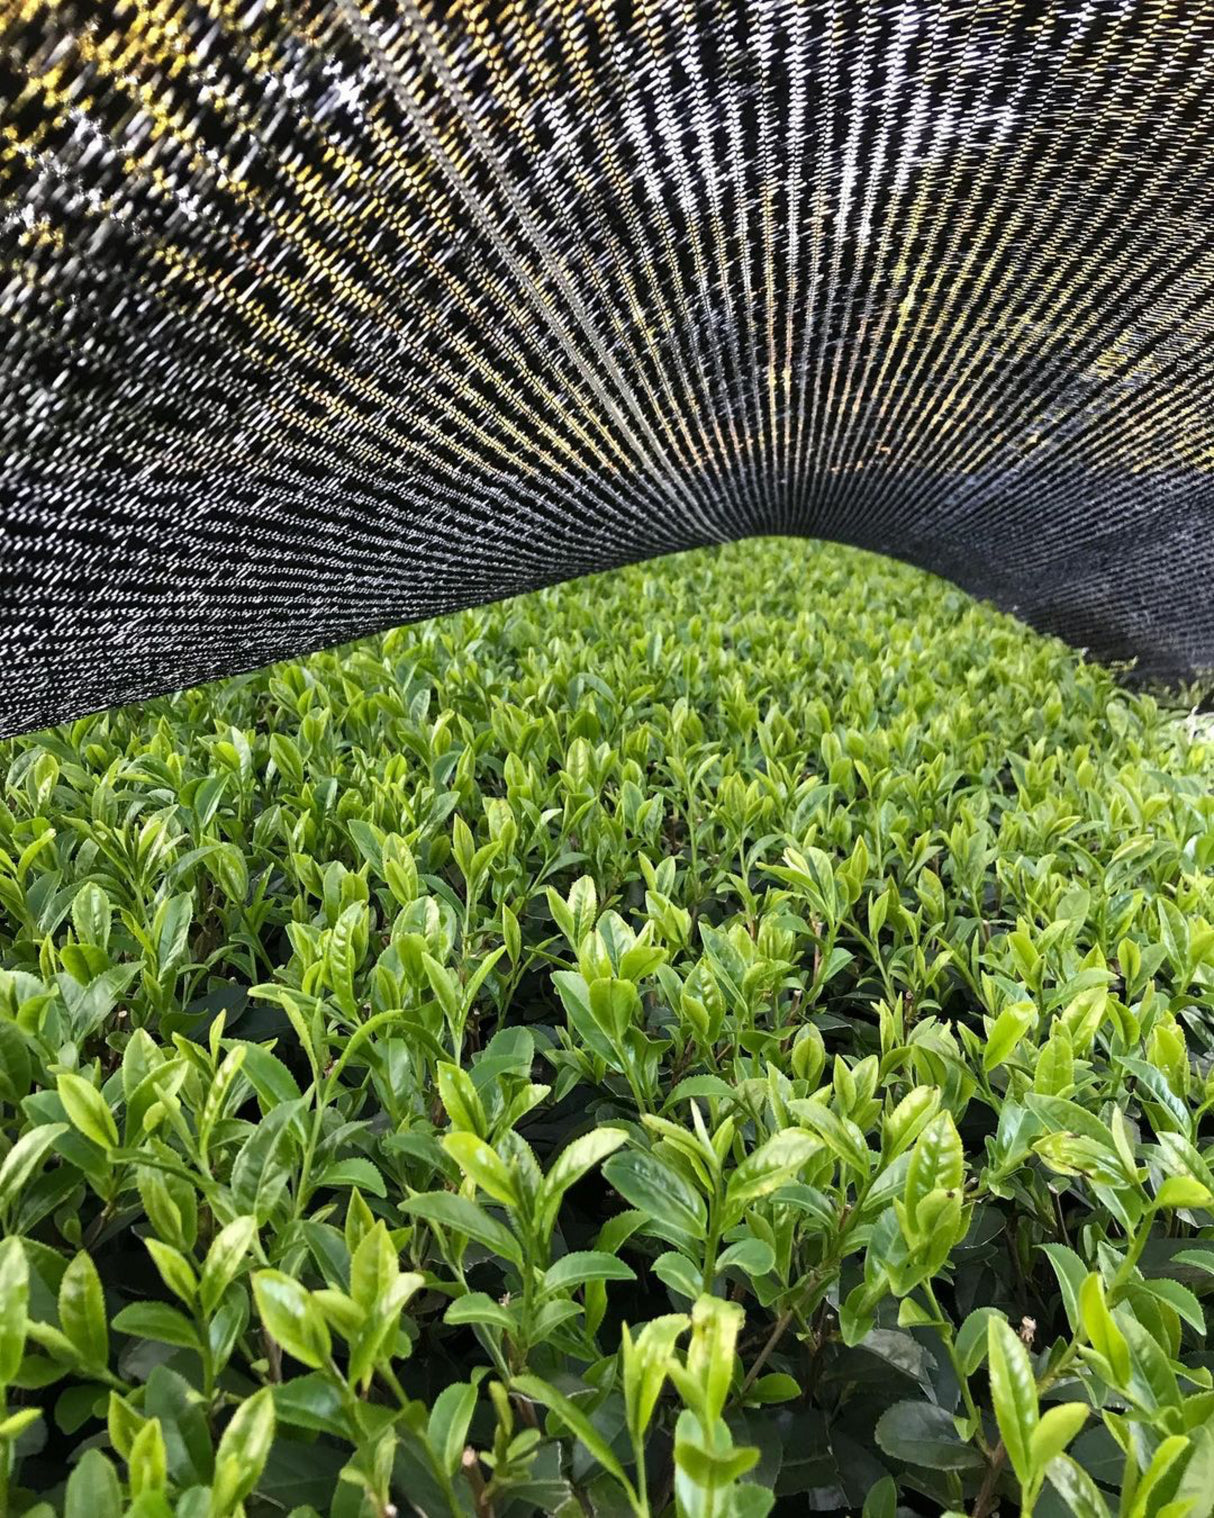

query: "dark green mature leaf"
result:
(1046, 1454), (1113, 1518)
(873, 1402), (985, 1470)
(715, 1239), (776, 1278)
(861, 1475), (897, 1518)
(653, 1251), (702, 1301)
(272, 1372), (350, 1438)
(1040, 1244), (1088, 1334)
(236, 1043), (302, 1107)
(144, 1365), (214, 1488)
(955, 1307), (1002, 1376)
(445, 1292), (516, 1332)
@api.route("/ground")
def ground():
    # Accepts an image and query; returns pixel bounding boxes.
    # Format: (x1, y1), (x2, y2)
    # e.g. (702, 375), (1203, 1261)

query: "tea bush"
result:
(1, 539), (1213, 1518)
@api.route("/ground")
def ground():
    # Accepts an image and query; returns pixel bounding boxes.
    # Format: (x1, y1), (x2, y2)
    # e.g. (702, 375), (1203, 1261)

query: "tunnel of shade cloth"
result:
(2, 0), (1213, 737)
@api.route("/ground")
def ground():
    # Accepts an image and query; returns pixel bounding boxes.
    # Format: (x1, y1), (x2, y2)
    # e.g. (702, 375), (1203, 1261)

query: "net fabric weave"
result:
(2, 0), (1212, 738)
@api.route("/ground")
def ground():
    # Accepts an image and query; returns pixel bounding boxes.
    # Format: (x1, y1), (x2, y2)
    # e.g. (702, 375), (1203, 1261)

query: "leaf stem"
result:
(463, 1448), (495, 1518)
(971, 1441), (1006, 1518)
(737, 1305), (795, 1399)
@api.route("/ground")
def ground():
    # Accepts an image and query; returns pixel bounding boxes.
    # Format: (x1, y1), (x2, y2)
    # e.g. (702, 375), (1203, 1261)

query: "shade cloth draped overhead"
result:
(2, 0), (1213, 737)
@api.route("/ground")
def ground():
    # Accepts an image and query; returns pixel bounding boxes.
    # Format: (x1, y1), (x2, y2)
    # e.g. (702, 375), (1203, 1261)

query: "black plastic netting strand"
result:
(2, 0), (1212, 738)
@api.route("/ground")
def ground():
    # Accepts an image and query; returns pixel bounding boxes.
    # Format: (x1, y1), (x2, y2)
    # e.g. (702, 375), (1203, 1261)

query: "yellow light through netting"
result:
(2, 0), (1212, 735)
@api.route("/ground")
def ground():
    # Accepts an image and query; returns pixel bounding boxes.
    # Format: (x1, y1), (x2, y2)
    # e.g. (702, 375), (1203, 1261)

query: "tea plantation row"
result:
(1, 540), (1212, 1518)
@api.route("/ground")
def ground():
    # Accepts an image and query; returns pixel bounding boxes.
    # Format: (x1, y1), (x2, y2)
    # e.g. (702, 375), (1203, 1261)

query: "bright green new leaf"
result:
(904, 1112), (964, 1232)
(987, 1316), (1039, 1488)
(212, 1386), (275, 1511)
(143, 1239), (197, 1307)
(540, 1127), (629, 1228)
(127, 1416), (168, 1497)
(1029, 1403), (1088, 1472)
(199, 1216), (259, 1317)
(0, 1235), (29, 1385)
(57, 1072), (119, 1151)
(59, 1250), (109, 1372)
(723, 1130), (818, 1221)
(1079, 1272), (1131, 1385)
(252, 1271), (332, 1371)
(442, 1132), (520, 1208)
(0, 1124), (68, 1208)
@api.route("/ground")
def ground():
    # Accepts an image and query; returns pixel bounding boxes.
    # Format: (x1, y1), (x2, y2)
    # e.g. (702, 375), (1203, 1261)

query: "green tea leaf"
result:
(442, 1133), (520, 1208)
(603, 1150), (707, 1244)
(252, 1271), (331, 1370)
(0, 1123), (67, 1207)
(1040, 1244), (1088, 1334)
(0, 1236), (29, 1385)
(445, 1293), (516, 1332)
(715, 1238), (776, 1278)
(511, 1374), (634, 1492)
(402, 1191), (524, 1268)
(904, 1112), (964, 1231)
(313, 1157), (387, 1197)
(230, 1100), (302, 1223)
(543, 1251), (637, 1293)
(1079, 1273), (1131, 1385)
(59, 1251), (109, 1371)
(723, 1130), (818, 1221)
(212, 1386), (275, 1510)
(427, 1380), (479, 1478)
(541, 1127), (628, 1226)
(64, 1449), (122, 1518)
(200, 1216), (259, 1317)
(1045, 1455), (1112, 1518)
(143, 1239), (197, 1307)
(56, 1072), (119, 1151)
(987, 1316), (1039, 1487)
(112, 1302), (201, 1351)
(873, 1401), (984, 1470)
(1029, 1403), (1088, 1472)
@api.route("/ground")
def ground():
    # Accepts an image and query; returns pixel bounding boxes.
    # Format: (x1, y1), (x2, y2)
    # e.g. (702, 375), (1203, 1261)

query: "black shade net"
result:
(2, 0), (1213, 739)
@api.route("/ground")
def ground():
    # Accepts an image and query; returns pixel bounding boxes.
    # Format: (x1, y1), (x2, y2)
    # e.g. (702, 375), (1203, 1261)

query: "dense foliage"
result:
(1, 539), (1213, 1518)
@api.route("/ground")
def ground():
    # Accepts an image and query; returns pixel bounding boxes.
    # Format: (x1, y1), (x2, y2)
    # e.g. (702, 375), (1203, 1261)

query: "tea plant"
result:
(1, 538), (1213, 1517)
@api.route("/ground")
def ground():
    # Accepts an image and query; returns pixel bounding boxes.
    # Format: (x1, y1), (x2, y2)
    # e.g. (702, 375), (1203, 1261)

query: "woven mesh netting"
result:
(2, 0), (1213, 738)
